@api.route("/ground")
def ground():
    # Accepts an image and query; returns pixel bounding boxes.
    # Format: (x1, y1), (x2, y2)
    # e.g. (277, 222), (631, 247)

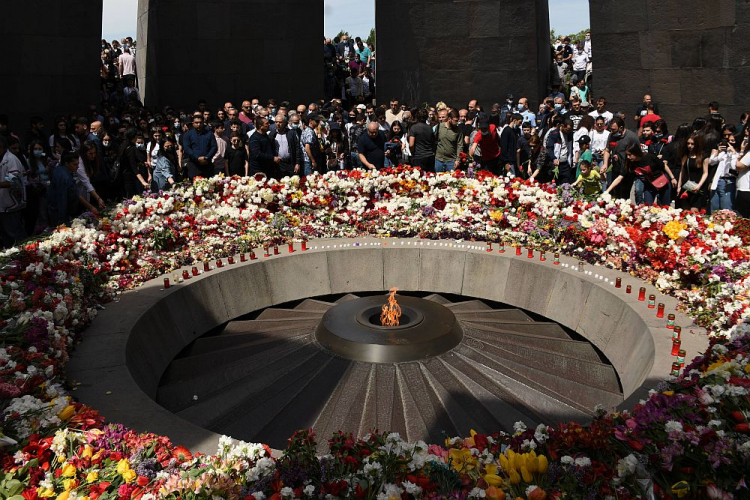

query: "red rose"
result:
(734, 423), (750, 433)
(732, 410), (746, 422)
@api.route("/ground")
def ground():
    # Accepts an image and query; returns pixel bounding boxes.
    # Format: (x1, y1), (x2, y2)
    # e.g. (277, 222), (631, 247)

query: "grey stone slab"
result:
(384, 248), (421, 291)
(327, 249), (384, 293)
(419, 248), (466, 295)
(264, 251), (331, 304)
(460, 252), (510, 304)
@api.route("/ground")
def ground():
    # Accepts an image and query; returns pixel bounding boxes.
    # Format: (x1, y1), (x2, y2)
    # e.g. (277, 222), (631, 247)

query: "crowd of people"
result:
(323, 34), (376, 104)
(0, 33), (748, 250)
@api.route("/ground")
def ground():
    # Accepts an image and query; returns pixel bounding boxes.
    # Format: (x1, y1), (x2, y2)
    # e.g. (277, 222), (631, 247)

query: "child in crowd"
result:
(572, 160), (602, 196)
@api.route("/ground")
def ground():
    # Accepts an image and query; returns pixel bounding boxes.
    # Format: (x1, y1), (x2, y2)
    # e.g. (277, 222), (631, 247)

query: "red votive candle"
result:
(240, 253), (247, 262)
(671, 338), (681, 356)
(250, 250), (257, 260)
(273, 245), (279, 255)
(638, 287), (646, 301)
(672, 326), (681, 340)
(216, 259), (223, 268)
(302, 240), (308, 251)
(671, 362), (681, 377)
(163, 278), (170, 289)
(228, 256), (235, 264)
(527, 248), (534, 258)
(191, 266), (199, 277)
(615, 277), (622, 288)
(182, 270), (190, 280)
(677, 349), (686, 368)
(486, 242), (492, 252)
(648, 294), (656, 308)
(204, 262), (210, 272)
(289, 242), (295, 253)
(657, 303), (665, 318)
(553, 252), (560, 264)
(667, 314), (675, 329)
(626, 284), (632, 294)
(515, 246), (522, 256)
(499, 242), (506, 253)
(263, 246), (270, 257)
(540, 251), (546, 261)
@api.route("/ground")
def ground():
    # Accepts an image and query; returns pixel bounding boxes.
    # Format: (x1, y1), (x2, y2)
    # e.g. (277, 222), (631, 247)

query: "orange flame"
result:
(380, 288), (402, 327)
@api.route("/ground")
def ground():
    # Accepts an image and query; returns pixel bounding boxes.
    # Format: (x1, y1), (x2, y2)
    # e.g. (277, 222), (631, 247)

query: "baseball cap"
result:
(356, 104), (366, 110)
(577, 135), (591, 145)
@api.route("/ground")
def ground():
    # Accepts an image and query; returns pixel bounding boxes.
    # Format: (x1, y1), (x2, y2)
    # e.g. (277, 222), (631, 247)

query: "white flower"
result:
(560, 455), (574, 465)
(513, 421), (527, 434)
(664, 420), (683, 434)
(617, 454), (638, 478)
(574, 457), (592, 467)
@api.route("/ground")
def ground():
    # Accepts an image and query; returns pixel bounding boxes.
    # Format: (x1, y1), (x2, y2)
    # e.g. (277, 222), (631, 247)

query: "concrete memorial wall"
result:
(1, 1), (103, 131)
(590, 0), (750, 127)
(136, 0), (324, 110)
(375, 0), (551, 108)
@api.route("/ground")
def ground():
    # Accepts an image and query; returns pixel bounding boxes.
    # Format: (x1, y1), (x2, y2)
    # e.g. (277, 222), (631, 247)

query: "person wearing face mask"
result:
(152, 138), (178, 191)
(516, 98), (536, 128)
(499, 95), (514, 126)
(121, 131), (149, 197)
(517, 123), (533, 178)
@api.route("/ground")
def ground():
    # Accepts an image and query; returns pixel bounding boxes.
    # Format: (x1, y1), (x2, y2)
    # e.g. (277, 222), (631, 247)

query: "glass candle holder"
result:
(656, 303), (665, 318)
(273, 245), (279, 255)
(240, 253), (247, 262)
(302, 240), (308, 251)
(540, 251), (546, 261)
(671, 338), (681, 356)
(515, 246), (522, 256)
(553, 252), (560, 265)
(163, 278), (170, 289)
(227, 256), (235, 265)
(263, 246), (270, 257)
(677, 349), (686, 368)
(671, 362), (681, 377)
(250, 250), (257, 260)
(216, 259), (223, 268)
(486, 242), (492, 252)
(527, 248), (534, 258)
(499, 242), (505, 253)
(626, 284), (632, 294)
(672, 326), (681, 340)
(615, 277), (622, 288)
(203, 262), (210, 272)
(191, 266), (199, 277)
(182, 270), (190, 280)
(638, 287), (646, 301)
(648, 294), (656, 308)
(289, 242), (295, 253)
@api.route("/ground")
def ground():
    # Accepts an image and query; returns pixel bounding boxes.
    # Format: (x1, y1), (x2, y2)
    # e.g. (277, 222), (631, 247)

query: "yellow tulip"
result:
(56, 492), (70, 500)
(60, 462), (76, 478)
(514, 453), (525, 471)
(62, 479), (77, 491)
(37, 487), (56, 498)
(537, 455), (549, 474)
(448, 448), (476, 472)
(122, 469), (137, 483)
(483, 464), (505, 487)
(526, 455), (538, 474)
(81, 445), (93, 459)
(528, 450), (537, 460)
(499, 454), (510, 472)
(116, 458), (130, 475)
(58, 405), (76, 421)
(86, 471), (99, 483)
(521, 466), (533, 483)
(508, 468), (521, 485)
(485, 486), (506, 500)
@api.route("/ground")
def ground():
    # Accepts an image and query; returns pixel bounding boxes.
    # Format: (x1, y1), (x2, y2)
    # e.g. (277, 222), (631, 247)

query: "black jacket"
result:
(248, 132), (275, 175)
(268, 129), (304, 167)
(336, 40), (355, 58)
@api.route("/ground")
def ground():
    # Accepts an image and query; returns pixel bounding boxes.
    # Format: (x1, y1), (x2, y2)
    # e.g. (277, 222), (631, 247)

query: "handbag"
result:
(649, 173), (668, 189)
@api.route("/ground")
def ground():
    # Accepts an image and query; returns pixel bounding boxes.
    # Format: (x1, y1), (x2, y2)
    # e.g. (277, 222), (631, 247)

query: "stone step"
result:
(464, 332), (621, 395)
(453, 309), (534, 322)
(183, 326), (316, 356)
(256, 308), (324, 320)
(458, 344), (620, 417)
(455, 345), (592, 423)
(294, 299), (335, 312)
(423, 294), (452, 304)
(335, 294), (361, 303)
(160, 332), (311, 386)
(463, 326), (602, 363)
(215, 353), (350, 448)
(461, 320), (571, 339)
(221, 318), (321, 335)
(160, 341), (316, 413)
(443, 300), (493, 312)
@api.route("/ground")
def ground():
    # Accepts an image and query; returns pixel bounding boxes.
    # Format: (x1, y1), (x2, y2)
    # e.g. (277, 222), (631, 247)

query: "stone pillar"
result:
(590, 0), (750, 127)
(137, 0), (324, 110)
(376, 0), (550, 109)
(0, 0), (102, 132)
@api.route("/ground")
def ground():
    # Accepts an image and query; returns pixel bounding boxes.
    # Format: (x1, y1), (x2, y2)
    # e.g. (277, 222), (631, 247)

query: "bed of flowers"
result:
(1, 166), (749, 500)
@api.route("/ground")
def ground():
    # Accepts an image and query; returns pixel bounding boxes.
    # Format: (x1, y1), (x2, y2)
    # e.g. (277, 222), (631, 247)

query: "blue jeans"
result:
(710, 178), (736, 213)
(435, 159), (455, 173)
(303, 161), (313, 176)
(643, 182), (671, 206)
(350, 152), (361, 169)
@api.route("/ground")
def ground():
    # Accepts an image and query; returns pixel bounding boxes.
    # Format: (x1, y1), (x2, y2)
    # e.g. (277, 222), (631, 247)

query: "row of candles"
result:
(484, 241), (687, 377)
(163, 239), (687, 377)
(162, 241), (309, 289)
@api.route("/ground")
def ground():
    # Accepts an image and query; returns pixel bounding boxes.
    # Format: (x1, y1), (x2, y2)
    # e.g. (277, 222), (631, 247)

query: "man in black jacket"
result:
(268, 116), (304, 178)
(248, 117), (280, 177)
(499, 113), (522, 176)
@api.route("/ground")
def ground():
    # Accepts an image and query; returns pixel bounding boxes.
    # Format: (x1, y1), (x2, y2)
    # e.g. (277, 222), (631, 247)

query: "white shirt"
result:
(573, 127), (590, 158)
(119, 52), (136, 76)
(738, 153), (750, 191)
(709, 150), (740, 190)
(0, 151), (25, 212)
(76, 158), (95, 201)
(588, 110), (613, 126)
(572, 52), (589, 71)
(590, 129), (610, 153)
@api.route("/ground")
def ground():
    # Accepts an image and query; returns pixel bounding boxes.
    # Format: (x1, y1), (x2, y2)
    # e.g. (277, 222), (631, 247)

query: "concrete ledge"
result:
(67, 238), (708, 454)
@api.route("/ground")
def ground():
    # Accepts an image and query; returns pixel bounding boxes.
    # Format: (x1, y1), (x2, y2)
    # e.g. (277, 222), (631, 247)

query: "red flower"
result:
(732, 410), (746, 422)
(171, 446), (193, 462)
(734, 423), (750, 433)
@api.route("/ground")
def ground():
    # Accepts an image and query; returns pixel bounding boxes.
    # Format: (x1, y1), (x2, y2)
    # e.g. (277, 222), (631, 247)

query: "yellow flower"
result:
(662, 390), (674, 396)
(448, 448), (476, 472)
(37, 487), (56, 498)
(63, 479), (77, 491)
(663, 220), (686, 240)
(61, 462), (76, 477)
(86, 471), (99, 483)
(116, 459), (131, 475)
(56, 492), (70, 500)
(483, 464), (505, 487)
(81, 445), (93, 459)
(489, 210), (503, 222)
(508, 468), (521, 485)
(537, 455), (548, 474)
(520, 466), (533, 483)
(525, 455), (538, 474)
(499, 453), (510, 472)
(671, 481), (690, 498)
(58, 405), (76, 421)
(485, 485), (506, 500)
(122, 469), (137, 483)
(745, 364), (750, 374)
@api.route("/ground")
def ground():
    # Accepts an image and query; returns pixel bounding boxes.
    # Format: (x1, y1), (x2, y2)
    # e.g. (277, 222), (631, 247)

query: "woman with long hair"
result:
(605, 144), (671, 205)
(152, 137), (178, 191)
(677, 134), (710, 211)
(326, 123), (350, 171)
(48, 116), (76, 159)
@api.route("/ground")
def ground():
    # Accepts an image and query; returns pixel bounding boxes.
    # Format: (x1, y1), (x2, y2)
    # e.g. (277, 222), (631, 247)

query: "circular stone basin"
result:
(315, 295), (463, 363)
